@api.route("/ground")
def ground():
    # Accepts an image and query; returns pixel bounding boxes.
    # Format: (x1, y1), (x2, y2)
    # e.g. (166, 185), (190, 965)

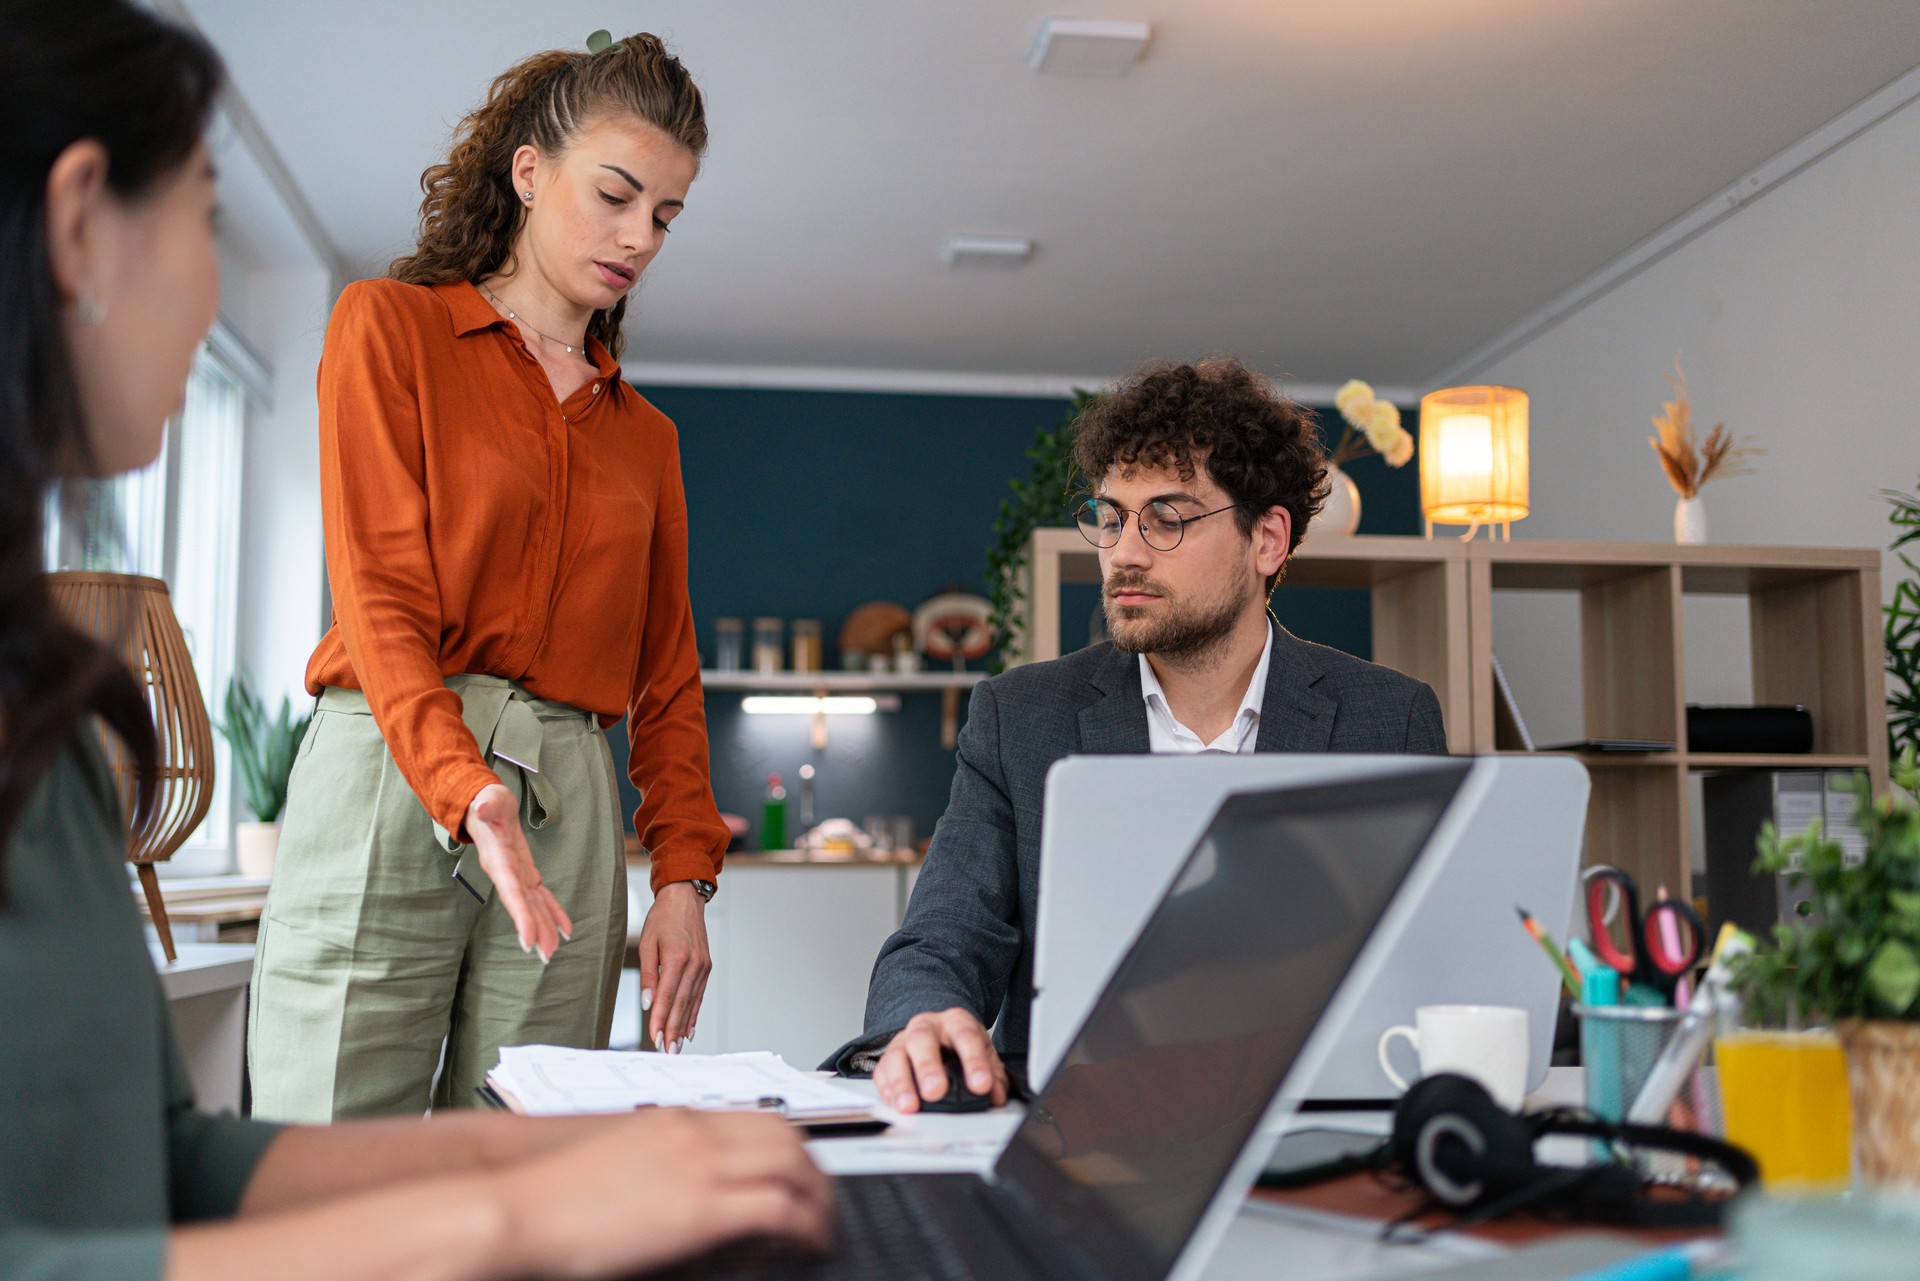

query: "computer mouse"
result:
(918, 1047), (995, 1113)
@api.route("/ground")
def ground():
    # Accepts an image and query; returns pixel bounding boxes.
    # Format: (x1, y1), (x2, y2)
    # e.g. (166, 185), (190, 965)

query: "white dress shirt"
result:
(1138, 629), (1273, 755)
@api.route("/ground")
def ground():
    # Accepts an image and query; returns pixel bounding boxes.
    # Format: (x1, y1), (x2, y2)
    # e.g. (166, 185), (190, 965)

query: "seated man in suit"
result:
(830, 357), (1447, 1110)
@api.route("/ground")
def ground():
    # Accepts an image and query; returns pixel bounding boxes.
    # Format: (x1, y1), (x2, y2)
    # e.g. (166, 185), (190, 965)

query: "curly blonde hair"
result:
(387, 33), (707, 359)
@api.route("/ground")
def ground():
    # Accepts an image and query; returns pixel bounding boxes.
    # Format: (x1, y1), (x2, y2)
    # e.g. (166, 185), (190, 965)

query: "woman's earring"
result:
(523, 191), (534, 202)
(71, 295), (107, 326)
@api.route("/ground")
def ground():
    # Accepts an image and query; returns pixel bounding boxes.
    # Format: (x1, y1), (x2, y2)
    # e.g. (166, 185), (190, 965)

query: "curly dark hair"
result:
(1073, 358), (1329, 562)
(387, 32), (706, 360)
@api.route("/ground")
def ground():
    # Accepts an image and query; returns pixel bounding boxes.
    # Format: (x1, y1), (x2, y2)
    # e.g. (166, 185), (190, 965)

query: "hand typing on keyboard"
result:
(493, 1109), (834, 1276)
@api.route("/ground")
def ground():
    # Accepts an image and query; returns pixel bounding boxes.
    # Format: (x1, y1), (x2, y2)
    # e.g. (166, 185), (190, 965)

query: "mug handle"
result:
(1377, 1024), (1420, 1093)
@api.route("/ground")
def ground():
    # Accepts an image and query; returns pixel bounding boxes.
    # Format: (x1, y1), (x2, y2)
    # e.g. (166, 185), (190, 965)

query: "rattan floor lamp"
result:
(47, 572), (215, 963)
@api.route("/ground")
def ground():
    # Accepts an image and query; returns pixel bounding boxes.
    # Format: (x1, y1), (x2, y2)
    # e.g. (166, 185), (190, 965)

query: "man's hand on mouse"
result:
(873, 1007), (1010, 1113)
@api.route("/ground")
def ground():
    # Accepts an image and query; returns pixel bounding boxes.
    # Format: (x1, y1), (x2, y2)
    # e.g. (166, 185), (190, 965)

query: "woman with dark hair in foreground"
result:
(0, 3), (830, 1276)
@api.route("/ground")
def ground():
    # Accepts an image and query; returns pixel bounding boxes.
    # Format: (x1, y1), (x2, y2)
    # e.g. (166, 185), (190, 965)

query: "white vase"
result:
(1674, 494), (1707, 544)
(1311, 464), (1362, 541)
(235, 821), (281, 879)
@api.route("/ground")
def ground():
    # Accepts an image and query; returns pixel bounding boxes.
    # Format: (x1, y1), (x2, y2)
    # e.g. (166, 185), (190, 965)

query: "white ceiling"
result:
(183, 0), (1920, 389)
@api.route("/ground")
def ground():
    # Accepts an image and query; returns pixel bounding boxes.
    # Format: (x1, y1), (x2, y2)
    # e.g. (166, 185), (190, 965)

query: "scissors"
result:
(1582, 865), (1705, 1002)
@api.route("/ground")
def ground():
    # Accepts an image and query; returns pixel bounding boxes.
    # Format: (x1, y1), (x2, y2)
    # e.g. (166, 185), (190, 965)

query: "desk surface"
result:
(805, 1082), (1515, 1280)
(148, 939), (255, 999)
(807, 1074), (1688, 1281)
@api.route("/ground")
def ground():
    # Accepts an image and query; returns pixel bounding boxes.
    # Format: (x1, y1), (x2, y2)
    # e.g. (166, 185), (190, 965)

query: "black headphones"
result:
(1264, 1073), (1759, 1233)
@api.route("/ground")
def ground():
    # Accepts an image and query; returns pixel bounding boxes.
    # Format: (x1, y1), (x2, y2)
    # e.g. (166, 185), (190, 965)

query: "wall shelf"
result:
(1016, 531), (1888, 900)
(700, 670), (985, 692)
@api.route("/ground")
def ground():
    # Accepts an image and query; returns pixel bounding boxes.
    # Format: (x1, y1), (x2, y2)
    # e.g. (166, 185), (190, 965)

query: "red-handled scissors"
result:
(1583, 865), (1704, 1001)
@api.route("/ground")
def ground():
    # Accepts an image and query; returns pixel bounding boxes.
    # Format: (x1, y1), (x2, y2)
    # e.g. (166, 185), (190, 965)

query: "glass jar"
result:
(791, 619), (823, 674)
(713, 617), (744, 672)
(752, 617), (784, 675)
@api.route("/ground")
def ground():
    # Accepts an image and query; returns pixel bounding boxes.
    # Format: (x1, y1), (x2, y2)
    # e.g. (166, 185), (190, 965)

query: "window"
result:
(46, 339), (251, 872)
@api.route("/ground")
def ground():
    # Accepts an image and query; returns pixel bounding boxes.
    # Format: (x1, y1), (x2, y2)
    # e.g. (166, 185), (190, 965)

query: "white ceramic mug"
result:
(1376, 1004), (1530, 1110)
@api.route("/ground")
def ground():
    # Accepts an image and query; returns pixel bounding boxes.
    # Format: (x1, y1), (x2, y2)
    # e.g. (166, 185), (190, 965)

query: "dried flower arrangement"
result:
(1330, 380), (1414, 467)
(1649, 360), (1759, 498)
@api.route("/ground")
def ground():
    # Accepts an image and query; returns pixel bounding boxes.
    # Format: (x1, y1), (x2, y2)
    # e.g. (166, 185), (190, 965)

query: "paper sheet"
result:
(490, 1045), (877, 1118)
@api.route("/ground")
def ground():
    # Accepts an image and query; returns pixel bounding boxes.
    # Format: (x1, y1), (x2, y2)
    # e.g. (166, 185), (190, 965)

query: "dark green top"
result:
(0, 738), (283, 1279)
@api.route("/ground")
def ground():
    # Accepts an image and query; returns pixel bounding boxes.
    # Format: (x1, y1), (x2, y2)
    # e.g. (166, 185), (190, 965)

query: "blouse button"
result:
(591, 382), (601, 394)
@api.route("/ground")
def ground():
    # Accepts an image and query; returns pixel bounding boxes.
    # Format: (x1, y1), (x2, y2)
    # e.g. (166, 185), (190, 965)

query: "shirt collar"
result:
(1137, 625), (1273, 741)
(437, 281), (623, 382)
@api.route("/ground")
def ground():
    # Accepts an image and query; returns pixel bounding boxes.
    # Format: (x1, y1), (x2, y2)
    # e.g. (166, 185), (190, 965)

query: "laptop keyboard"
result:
(649, 1174), (993, 1280)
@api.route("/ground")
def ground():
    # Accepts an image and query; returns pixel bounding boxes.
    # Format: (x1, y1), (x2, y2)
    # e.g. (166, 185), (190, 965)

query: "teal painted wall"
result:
(606, 384), (1422, 851)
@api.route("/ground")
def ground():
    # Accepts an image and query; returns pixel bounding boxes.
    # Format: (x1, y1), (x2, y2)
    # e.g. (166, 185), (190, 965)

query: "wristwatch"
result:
(683, 878), (717, 903)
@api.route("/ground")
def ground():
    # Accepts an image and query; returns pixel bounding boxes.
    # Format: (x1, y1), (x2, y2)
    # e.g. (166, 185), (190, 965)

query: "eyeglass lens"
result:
(1076, 499), (1190, 551)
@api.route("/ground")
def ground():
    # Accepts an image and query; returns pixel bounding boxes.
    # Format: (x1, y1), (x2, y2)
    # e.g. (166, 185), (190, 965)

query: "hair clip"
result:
(586, 29), (624, 55)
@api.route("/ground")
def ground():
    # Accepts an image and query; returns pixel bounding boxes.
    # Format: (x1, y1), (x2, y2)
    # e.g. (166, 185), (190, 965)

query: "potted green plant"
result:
(1731, 747), (1920, 1185)
(215, 676), (311, 878)
(1886, 477), (1919, 765)
(984, 389), (1096, 672)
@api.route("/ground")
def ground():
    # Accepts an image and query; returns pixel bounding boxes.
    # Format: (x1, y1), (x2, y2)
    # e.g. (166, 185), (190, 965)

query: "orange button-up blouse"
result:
(305, 278), (725, 891)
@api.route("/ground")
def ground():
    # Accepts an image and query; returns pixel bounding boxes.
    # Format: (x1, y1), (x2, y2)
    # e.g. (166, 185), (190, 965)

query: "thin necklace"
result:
(477, 281), (588, 357)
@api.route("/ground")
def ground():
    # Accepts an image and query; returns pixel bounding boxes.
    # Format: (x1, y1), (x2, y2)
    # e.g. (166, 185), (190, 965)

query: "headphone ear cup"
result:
(1391, 1072), (1539, 1209)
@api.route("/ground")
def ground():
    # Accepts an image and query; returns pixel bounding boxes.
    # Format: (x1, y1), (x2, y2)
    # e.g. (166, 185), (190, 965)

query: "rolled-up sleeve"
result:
(161, 1029), (282, 1223)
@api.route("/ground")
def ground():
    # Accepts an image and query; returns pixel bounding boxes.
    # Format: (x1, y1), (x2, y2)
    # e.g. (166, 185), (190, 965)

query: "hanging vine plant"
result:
(1887, 477), (1920, 765)
(984, 390), (1098, 673)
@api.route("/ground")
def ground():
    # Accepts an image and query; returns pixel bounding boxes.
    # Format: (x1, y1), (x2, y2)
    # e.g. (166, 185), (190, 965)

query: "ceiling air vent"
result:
(943, 236), (1034, 269)
(1028, 18), (1151, 77)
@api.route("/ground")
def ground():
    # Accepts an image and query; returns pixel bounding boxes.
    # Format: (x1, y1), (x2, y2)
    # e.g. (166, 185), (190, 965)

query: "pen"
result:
(1562, 1240), (1734, 1281)
(1516, 905), (1582, 998)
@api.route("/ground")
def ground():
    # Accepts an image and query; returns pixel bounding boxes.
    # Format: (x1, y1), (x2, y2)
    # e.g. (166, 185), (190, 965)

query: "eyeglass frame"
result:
(1074, 496), (1247, 552)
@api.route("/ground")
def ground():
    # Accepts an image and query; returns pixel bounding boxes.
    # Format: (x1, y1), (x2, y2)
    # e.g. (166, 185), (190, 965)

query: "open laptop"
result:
(1029, 755), (1590, 1104)
(660, 760), (1474, 1281)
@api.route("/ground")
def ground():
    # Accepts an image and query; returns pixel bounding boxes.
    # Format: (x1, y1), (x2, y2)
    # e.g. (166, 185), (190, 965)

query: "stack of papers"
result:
(486, 1044), (881, 1127)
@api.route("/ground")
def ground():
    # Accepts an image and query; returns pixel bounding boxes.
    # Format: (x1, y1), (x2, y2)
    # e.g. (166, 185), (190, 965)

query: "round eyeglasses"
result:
(1074, 497), (1241, 552)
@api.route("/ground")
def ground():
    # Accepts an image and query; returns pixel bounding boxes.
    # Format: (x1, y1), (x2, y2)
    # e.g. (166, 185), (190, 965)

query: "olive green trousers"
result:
(247, 675), (626, 1123)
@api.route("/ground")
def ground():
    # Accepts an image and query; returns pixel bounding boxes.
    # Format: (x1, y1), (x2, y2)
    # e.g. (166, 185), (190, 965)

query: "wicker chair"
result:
(46, 572), (215, 962)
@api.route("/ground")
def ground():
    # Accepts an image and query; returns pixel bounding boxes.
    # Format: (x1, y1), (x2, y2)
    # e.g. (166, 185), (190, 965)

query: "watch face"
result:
(692, 879), (717, 902)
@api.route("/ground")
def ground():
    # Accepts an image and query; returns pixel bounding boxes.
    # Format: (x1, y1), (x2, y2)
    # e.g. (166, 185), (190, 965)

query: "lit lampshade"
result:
(1418, 385), (1530, 527)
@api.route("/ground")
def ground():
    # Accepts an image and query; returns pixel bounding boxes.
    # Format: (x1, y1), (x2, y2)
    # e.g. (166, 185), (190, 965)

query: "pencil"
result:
(1516, 905), (1583, 999)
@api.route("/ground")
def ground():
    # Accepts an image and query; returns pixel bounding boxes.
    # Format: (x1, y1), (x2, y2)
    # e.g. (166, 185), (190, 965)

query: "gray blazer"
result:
(827, 621), (1447, 1072)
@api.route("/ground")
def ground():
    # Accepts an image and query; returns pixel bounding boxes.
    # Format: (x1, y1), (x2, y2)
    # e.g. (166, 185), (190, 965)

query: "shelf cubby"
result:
(1017, 532), (1887, 901)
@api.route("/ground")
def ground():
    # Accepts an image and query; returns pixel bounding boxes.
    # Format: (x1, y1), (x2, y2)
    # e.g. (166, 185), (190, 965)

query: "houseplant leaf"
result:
(1867, 938), (1920, 1016)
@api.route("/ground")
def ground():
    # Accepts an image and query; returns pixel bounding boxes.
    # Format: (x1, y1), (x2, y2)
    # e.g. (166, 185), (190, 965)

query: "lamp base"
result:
(1422, 518), (1514, 542)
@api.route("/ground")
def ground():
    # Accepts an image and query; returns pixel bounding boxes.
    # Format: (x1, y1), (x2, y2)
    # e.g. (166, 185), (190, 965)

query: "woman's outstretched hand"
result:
(466, 782), (573, 962)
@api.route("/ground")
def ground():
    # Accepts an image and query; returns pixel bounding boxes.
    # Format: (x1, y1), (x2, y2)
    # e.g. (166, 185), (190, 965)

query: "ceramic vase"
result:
(1312, 465), (1362, 541)
(1674, 494), (1707, 544)
(1838, 1020), (1920, 1186)
(235, 821), (281, 879)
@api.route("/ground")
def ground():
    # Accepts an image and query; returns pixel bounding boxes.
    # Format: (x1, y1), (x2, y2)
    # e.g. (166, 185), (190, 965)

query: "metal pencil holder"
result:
(1573, 1003), (1686, 1123)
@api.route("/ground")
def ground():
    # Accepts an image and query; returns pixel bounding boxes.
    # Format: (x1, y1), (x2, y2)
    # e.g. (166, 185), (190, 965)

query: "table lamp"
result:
(1418, 385), (1529, 539)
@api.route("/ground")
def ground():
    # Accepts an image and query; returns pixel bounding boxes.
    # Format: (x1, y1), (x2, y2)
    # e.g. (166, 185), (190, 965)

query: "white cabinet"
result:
(618, 861), (915, 1069)
(152, 940), (254, 1114)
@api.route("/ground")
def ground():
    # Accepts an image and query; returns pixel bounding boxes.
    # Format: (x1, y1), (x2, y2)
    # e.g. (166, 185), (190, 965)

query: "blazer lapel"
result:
(1256, 622), (1337, 752)
(1077, 646), (1151, 754)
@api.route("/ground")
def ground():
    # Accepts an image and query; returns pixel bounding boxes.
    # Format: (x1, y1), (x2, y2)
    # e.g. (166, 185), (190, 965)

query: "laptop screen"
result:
(992, 763), (1468, 1281)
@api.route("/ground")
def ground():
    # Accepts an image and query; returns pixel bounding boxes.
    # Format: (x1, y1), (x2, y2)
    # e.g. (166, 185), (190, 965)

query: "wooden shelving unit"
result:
(1016, 531), (1887, 897)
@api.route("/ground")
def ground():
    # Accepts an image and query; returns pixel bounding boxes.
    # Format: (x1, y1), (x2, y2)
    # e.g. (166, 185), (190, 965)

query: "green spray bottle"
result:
(760, 773), (788, 851)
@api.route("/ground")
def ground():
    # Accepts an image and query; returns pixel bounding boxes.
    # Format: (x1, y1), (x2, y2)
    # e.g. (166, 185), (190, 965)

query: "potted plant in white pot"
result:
(1731, 747), (1920, 1186)
(216, 677), (310, 878)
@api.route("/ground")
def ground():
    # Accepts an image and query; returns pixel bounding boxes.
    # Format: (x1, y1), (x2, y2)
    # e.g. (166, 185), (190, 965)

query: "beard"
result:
(1103, 570), (1254, 663)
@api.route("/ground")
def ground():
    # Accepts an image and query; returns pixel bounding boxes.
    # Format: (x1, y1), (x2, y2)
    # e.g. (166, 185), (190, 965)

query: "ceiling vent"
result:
(1028, 18), (1152, 76)
(944, 236), (1034, 269)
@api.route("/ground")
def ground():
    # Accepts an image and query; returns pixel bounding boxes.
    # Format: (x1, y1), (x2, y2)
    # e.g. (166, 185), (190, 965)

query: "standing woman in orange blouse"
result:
(249, 32), (729, 1121)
